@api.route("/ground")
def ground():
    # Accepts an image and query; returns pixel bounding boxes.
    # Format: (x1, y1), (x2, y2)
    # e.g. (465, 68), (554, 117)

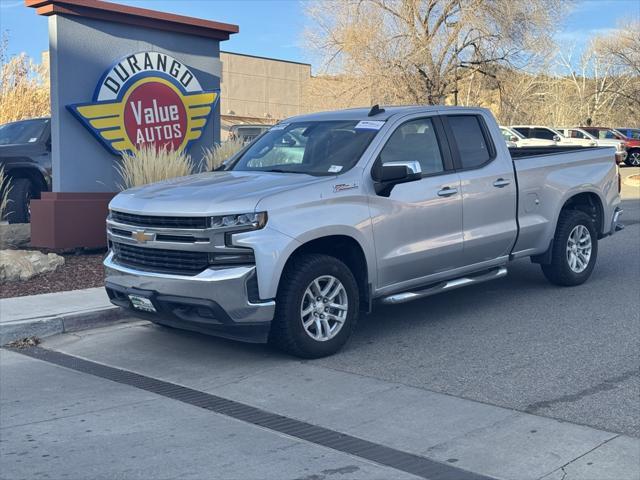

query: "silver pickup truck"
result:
(105, 106), (623, 358)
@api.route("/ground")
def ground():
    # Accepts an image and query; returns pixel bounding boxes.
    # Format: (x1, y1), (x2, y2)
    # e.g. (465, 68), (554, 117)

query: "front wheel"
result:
(541, 210), (598, 286)
(625, 149), (640, 167)
(6, 178), (36, 224)
(269, 254), (359, 358)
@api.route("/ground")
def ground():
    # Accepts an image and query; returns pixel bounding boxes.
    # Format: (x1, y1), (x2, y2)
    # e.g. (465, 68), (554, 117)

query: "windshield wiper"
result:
(262, 169), (308, 174)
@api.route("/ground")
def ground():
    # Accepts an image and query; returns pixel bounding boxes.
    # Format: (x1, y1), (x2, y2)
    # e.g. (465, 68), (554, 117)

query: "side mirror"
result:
(509, 135), (519, 143)
(280, 135), (296, 147)
(553, 135), (561, 142)
(372, 160), (422, 196)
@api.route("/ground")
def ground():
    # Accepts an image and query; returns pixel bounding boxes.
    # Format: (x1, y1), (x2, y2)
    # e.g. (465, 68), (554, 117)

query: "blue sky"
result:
(1, 0), (639, 65)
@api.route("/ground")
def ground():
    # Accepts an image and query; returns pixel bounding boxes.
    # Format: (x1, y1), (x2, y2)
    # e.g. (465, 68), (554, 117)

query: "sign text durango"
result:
(68, 52), (219, 155)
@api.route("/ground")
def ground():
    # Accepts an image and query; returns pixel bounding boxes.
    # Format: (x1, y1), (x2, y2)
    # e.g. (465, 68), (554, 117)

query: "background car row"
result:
(500, 124), (640, 166)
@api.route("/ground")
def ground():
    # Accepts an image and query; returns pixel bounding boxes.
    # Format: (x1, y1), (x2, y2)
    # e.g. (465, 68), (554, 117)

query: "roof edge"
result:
(25, 0), (239, 41)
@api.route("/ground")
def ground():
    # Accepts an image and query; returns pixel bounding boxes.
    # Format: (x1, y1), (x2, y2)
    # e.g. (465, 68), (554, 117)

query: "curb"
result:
(1, 306), (132, 345)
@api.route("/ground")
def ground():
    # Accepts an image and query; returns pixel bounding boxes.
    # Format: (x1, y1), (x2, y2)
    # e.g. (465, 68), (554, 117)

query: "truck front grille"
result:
(112, 242), (209, 276)
(111, 211), (208, 229)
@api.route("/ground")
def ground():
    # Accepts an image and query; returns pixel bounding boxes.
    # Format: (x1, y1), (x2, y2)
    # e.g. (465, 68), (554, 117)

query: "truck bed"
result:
(508, 145), (604, 159)
(510, 145), (618, 258)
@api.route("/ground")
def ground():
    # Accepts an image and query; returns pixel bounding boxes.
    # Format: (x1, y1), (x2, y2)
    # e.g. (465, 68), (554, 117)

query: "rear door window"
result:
(446, 115), (493, 169)
(569, 129), (587, 139)
(531, 128), (556, 140)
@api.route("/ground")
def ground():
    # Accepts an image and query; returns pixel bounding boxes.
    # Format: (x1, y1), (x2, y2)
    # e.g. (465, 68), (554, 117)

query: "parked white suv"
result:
(511, 126), (596, 147)
(500, 126), (556, 147)
(558, 127), (627, 164)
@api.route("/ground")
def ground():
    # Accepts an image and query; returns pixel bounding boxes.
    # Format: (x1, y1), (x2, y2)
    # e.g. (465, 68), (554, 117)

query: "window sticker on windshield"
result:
(270, 123), (289, 131)
(28, 137), (38, 143)
(355, 120), (385, 130)
(328, 165), (343, 173)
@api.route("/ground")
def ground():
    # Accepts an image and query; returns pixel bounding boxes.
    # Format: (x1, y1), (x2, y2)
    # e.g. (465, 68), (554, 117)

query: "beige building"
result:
(220, 51), (311, 138)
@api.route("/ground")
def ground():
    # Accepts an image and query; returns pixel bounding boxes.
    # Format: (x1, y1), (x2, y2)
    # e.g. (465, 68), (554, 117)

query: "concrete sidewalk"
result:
(0, 287), (128, 344)
(34, 322), (640, 480)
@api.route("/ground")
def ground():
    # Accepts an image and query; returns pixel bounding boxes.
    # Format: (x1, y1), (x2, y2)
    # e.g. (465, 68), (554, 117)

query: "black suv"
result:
(0, 117), (51, 223)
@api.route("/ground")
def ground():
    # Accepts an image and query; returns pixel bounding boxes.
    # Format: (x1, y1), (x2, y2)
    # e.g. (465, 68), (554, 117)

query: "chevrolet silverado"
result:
(104, 106), (623, 358)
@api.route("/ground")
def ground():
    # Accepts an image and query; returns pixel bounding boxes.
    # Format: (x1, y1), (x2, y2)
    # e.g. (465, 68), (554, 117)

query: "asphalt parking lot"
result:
(316, 171), (640, 437)
(2, 168), (639, 480)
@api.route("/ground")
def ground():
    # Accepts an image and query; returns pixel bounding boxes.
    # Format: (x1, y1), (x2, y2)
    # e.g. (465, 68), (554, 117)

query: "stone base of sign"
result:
(30, 192), (116, 250)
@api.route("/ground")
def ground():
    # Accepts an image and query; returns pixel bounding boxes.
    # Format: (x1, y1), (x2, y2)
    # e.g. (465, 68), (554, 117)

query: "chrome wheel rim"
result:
(566, 225), (592, 273)
(629, 152), (640, 166)
(300, 275), (348, 342)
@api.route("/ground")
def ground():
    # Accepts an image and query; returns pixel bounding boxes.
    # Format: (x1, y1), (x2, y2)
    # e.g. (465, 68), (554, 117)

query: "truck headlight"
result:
(210, 212), (267, 230)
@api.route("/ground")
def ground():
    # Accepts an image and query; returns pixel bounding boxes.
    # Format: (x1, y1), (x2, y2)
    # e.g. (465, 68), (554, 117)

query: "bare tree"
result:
(306, 0), (564, 105)
(593, 21), (640, 110)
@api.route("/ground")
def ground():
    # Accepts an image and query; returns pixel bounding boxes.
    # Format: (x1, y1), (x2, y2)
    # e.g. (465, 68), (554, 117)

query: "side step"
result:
(380, 267), (508, 305)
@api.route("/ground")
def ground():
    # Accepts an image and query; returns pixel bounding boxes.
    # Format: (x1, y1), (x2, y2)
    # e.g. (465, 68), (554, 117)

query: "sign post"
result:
(25, 0), (238, 249)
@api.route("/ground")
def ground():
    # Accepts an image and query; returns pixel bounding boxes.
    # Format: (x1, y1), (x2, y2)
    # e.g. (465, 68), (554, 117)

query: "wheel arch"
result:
(280, 234), (372, 312)
(532, 191), (604, 265)
(559, 191), (604, 237)
(5, 166), (48, 195)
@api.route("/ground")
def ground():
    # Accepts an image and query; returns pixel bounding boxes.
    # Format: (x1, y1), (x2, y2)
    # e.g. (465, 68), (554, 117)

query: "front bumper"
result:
(104, 252), (275, 343)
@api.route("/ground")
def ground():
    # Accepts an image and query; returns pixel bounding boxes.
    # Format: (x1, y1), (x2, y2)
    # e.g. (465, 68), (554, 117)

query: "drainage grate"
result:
(12, 346), (495, 480)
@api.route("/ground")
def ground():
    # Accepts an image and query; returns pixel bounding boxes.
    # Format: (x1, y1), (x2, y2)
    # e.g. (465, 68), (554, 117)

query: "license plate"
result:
(128, 295), (156, 313)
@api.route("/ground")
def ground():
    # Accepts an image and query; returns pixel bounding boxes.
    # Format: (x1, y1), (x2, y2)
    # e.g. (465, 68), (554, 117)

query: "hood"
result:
(109, 170), (330, 216)
(520, 138), (556, 147)
(596, 139), (624, 150)
(0, 142), (46, 158)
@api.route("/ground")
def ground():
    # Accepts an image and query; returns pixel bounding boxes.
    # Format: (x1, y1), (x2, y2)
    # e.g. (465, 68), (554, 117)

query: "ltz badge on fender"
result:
(68, 52), (219, 155)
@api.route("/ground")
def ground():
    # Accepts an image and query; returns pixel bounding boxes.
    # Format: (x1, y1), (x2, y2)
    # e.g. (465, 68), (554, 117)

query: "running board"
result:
(380, 267), (508, 305)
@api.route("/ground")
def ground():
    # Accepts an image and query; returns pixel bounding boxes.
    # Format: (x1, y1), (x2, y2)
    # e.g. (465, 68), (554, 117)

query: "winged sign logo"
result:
(68, 52), (219, 155)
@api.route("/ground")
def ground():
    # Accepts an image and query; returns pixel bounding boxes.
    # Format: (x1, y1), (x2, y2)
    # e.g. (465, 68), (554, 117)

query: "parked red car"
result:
(582, 127), (640, 167)
(613, 128), (640, 167)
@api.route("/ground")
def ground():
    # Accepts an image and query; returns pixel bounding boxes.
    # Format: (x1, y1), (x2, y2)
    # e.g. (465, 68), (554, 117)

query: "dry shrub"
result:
(203, 138), (245, 171)
(0, 165), (12, 221)
(0, 36), (50, 124)
(116, 145), (194, 190)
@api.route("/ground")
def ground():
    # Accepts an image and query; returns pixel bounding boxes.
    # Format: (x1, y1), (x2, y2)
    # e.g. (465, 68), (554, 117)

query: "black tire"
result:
(6, 178), (35, 224)
(625, 149), (640, 167)
(541, 210), (598, 286)
(269, 254), (359, 358)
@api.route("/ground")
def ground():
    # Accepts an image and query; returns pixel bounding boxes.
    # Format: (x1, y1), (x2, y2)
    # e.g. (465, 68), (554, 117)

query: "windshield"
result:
(615, 128), (640, 140)
(230, 120), (380, 176)
(0, 118), (49, 146)
(502, 128), (523, 140)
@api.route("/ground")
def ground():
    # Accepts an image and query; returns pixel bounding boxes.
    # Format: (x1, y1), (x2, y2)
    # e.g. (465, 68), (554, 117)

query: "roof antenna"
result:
(368, 104), (385, 117)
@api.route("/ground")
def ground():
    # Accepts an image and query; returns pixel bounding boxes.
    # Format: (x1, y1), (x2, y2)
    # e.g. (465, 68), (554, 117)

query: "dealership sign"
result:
(68, 52), (219, 155)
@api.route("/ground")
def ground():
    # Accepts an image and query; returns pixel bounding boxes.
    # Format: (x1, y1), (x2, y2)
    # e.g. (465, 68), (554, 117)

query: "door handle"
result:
(437, 187), (458, 197)
(493, 178), (511, 188)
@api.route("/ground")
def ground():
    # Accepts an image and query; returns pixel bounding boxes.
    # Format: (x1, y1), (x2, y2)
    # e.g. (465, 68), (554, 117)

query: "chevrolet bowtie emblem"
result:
(132, 230), (155, 243)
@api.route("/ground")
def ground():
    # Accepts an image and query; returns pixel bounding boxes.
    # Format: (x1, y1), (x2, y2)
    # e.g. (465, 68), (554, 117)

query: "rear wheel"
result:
(541, 210), (598, 286)
(626, 149), (640, 167)
(6, 178), (35, 224)
(269, 254), (359, 358)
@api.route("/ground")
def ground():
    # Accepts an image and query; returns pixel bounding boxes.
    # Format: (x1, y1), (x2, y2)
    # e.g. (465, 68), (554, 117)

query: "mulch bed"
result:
(0, 251), (106, 299)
